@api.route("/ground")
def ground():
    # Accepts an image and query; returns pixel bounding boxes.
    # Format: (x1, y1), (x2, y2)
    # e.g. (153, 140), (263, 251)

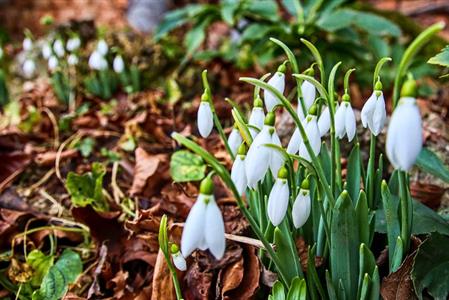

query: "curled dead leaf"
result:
(381, 252), (417, 300)
(151, 249), (176, 300)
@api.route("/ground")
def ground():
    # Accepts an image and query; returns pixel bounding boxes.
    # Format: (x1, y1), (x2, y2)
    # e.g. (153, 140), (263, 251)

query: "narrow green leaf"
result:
(347, 143), (361, 203)
(325, 270), (337, 300)
(360, 273), (371, 300)
(356, 191), (369, 245)
(287, 277), (307, 300)
(416, 147), (449, 183)
(369, 266), (380, 300)
(358, 244), (376, 298)
(391, 236), (403, 272)
(271, 281), (286, 300)
(274, 224), (302, 284)
(380, 180), (400, 270)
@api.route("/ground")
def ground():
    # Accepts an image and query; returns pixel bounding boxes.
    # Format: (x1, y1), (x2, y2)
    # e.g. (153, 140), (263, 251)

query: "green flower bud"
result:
(199, 177), (214, 195)
(170, 243), (179, 254)
(264, 112), (276, 126)
(237, 143), (247, 155)
(277, 61), (288, 74)
(301, 178), (310, 190)
(201, 91), (209, 102)
(308, 104), (318, 116)
(277, 166), (288, 179)
(342, 93), (351, 102)
(400, 78), (417, 98)
(253, 96), (263, 108)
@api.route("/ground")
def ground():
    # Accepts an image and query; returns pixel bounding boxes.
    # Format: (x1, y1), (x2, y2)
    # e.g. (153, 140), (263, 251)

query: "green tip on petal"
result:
(200, 177), (214, 195)
(374, 80), (383, 91)
(264, 112), (276, 126)
(277, 166), (288, 179)
(342, 93), (351, 102)
(253, 96), (263, 108)
(400, 77), (417, 98)
(301, 178), (310, 190)
(170, 243), (179, 254)
(237, 143), (247, 155)
(308, 104), (318, 116)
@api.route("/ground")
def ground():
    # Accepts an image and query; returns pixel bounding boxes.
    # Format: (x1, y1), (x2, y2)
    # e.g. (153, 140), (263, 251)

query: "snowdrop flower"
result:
(245, 112), (284, 188)
(53, 39), (65, 57)
(96, 39), (109, 55)
(264, 64), (286, 112)
(287, 105), (321, 161)
(361, 81), (386, 136)
(386, 80), (422, 171)
(317, 103), (336, 137)
(228, 124), (242, 156)
(113, 55), (125, 74)
(181, 178), (225, 259)
(197, 93), (214, 138)
(292, 179), (311, 228)
(267, 167), (290, 226)
(88, 51), (108, 70)
(335, 94), (356, 141)
(248, 97), (265, 138)
(42, 43), (52, 59)
(297, 79), (316, 120)
(170, 244), (187, 271)
(66, 37), (81, 52)
(23, 37), (33, 51)
(231, 144), (247, 195)
(68, 54), (79, 66)
(47, 55), (58, 72)
(22, 59), (36, 78)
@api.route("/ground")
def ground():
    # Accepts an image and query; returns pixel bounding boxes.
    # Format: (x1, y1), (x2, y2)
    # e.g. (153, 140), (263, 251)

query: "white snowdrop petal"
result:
(42, 44), (52, 59)
(67, 37), (81, 51)
(228, 128), (242, 156)
(267, 179), (289, 226)
(231, 155), (247, 195)
(361, 92), (376, 129)
(345, 104), (356, 142)
(246, 127), (271, 188)
(335, 104), (347, 139)
(204, 200), (225, 259)
(197, 102), (214, 138)
(97, 39), (109, 55)
(301, 80), (316, 109)
(68, 54), (78, 66)
(287, 128), (302, 155)
(371, 93), (386, 136)
(269, 130), (284, 176)
(48, 56), (58, 71)
(181, 195), (207, 257)
(292, 191), (311, 228)
(23, 59), (36, 78)
(308, 118), (322, 156)
(297, 102), (307, 121)
(88, 51), (107, 70)
(113, 55), (125, 73)
(172, 252), (187, 271)
(264, 72), (285, 112)
(53, 40), (65, 57)
(318, 106), (331, 137)
(23, 38), (33, 51)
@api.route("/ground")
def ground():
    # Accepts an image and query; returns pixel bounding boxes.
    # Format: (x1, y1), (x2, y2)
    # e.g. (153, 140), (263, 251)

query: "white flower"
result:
(231, 154), (247, 195)
(66, 37), (81, 52)
(68, 54), (79, 66)
(298, 115), (321, 161)
(42, 43), (52, 59)
(248, 106), (265, 138)
(301, 80), (316, 109)
(292, 188), (311, 228)
(96, 39), (108, 55)
(264, 71), (285, 112)
(318, 105), (331, 137)
(361, 91), (386, 136)
(22, 59), (36, 78)
(386, 97), (422, 171)
(197, 101), (214, 138)
(228, 127), (242, 156)
(181, 193), (225, 259)
(267, 176), (289, 226)
(287, 127), (302, 155)
(113, 55), (125, 73)
(23, 37), (33, 51)
(53, 40), (65, 57)
(88, 51), (108, 70)
(48, 55), (58, 71)
(335, 100), (356, 141)
(171, 251), (187, 271)
(245, 123), (283, 188)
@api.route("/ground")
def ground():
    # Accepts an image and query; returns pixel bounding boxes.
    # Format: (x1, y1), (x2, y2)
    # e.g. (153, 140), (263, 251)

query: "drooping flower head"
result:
(361, 80), (386, 136)
(181, 177), (225, 259)
(264, 63), (286, 112)
(42, 43), (52, 60)
(170, 244), (187, 271)
(88, 50), (108, 71)
(248, 97), (265, 138)
(197, 92), (214, 138)
(23, 37), (33, 52)
(297, 68), (316, 120)
(228, 124), (242, 156)
(245, 112), (284, 188)
(22, 59), (36, 79)
(386, 79), (422, 171)
(47, 55), (58, 72)
(66, 36), (81, 52)
(292, 178), (311, 228)
(53, 39), (65, 58)
(113, 55), (125, 74)
(335, 93), (356, 142)
(231, 144), (247, 195)
(267, 166), (290, 226)
(68, 54), (79, 66)
(96, 39), (109, 56)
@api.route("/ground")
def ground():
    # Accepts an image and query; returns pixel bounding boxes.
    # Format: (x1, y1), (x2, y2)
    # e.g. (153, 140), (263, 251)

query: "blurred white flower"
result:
(42, 43), (52, 60)
(68, 54), (79, 66)
(22, 59), (36, 78)
(53, 40), (65, 58)
(88, 51), (108, 70)
(47, 55), (58, 71)
(66, 37), (81, 52)
(23, 37), (33, 51)
(96, 39), (109, 55)
(113, 55), (125, 73)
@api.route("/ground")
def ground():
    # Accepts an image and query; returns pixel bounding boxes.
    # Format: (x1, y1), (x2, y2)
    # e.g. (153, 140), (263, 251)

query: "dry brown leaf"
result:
(381, 253), (417, 300)
(151, 249), (176, 300)
(0, 151), (31, 193)
(34, 149), (78, 166)
(219, 258), (244, 298)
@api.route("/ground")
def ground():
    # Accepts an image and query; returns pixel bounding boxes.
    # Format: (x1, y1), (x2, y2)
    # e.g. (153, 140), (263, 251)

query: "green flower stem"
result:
(240, 77), (335, 208)
(171, 133), (292, 287)
(398, 171), (411, 252)
(372, 57), (392, 88)
(270, 38), (307, 114)
(392, 22), (445, 107)
(301, 38), (326, 86)
(367, 134), (376, 209)
(201, 70), (234, 160)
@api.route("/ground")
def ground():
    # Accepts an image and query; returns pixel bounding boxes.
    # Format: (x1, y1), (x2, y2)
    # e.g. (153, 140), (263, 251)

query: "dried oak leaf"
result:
(381, 252), (417, 300)
(296, 236), (324, 271)
(151, 249), (176, 300)
(0, 151), (31, 193)
(218, 258), (244, 298)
